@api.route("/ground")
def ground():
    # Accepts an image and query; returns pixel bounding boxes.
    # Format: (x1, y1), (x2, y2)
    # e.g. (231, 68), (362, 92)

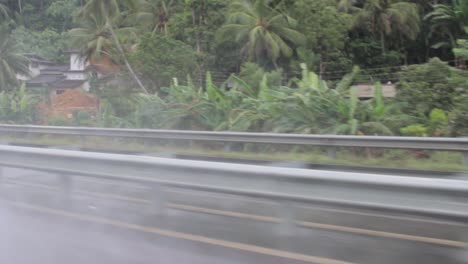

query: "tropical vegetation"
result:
(0, 0), (465, 138)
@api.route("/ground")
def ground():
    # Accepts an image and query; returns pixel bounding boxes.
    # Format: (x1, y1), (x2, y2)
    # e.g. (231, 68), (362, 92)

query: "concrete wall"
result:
(70, 53), (87, 71)
(64, 72), (87, 80)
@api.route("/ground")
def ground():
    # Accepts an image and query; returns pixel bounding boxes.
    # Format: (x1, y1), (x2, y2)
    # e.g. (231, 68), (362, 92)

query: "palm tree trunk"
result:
(273, 60), (280, 70)
(108, 23), (149, 94)
(380, 30), (385, 55)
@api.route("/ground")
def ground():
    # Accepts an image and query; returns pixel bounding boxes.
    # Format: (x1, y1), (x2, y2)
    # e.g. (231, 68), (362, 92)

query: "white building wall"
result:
(30, 65), (41, 78)
(82, 82), (90, 92)
(17, 65), (40, 81)
(65, 72), (87, 80)
(70, 53), (87, 71)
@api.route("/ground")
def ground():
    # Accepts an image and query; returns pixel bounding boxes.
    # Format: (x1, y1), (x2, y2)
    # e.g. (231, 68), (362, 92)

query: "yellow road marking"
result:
(167, 203), (281, 223)
(79, 191), (149, 204)
(296, 205), (467, 227)
(168, 189), (277, 205)
(7, 179), (464, 226)
(6, 201), (352, 264)
(4, 181), (57, 191)
(5, 181), (468, 248)
(167, 203), (468, 249)
(166, 189), (465, 227)
(4, 181), (148, 204)
(297, 221), (468, 249)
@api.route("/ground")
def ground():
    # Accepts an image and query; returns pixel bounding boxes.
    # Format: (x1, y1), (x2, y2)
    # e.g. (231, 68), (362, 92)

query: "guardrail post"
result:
(58, 174), (73, 209)
(79, 135), (86, 148)
(224, 142), (233, 152)
(150, 184), (167, 218)
(327, 147), (337, 159)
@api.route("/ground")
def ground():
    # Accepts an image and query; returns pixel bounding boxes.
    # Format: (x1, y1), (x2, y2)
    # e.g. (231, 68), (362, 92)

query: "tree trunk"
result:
(108, 24), (149, 94)
(380, 30), (386, 55)
(191, 6), (201, 53)
(18, 0), (22, 14)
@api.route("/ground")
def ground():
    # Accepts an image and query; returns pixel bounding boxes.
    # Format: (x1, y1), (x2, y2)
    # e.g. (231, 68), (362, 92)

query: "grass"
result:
(1, 134), (467, 172)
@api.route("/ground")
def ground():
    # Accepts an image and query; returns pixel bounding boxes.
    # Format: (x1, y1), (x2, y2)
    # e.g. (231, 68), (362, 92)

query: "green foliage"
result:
(45, 0), (78, 31)
(0, 3), (9, 22)
(0, 0), (466, 137)
(0, 26), (30, 90)
(450, 95), (468, 136)
(400, 124), (428, 137)
(399, 108), (450, 137)
(217, 0), (305, 68)
(346, 0), (420, 54)
(133, 93), (170, 128)
(169, 0), (228, 72)
(0, 84), (38, 124)
(48, 115), (72, 126)
(428, 108), (448, 136)
(12, 26), (68, 62)
(291, 0), (351, 72)
(453, 27), (468, 60)
(397, 58), (462, 116)
(132, 0), (173, 35)
(68, 11), (135, 61)
(425, 0), (468, 48)
(73, 111), (95, 126)
(131, 34), (200, 90)
(230, 63), (282, 97)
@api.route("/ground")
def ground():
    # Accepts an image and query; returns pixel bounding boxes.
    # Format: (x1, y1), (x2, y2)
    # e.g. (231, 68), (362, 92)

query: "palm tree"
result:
(77, 0), (122, 19)
(425, 0), (468, 48)
(342, 0), (420, 54)
(338, 0), (361, 13)
(69, 14), (118, 61)
(217, 0), (305, 68)
(0, 3), (8, 21)
(0, 26), (30, 90)
(133, 0), (175, 35)
(73, 0), (148, 93)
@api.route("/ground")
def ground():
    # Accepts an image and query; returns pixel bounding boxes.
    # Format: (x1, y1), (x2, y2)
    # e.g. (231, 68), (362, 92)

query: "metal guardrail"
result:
(0, 124), (466, 151)
(0, 145), (467, 223)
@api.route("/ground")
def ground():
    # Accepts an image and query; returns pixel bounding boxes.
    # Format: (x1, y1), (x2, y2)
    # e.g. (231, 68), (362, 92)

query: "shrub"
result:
(400, 124), (428, 137)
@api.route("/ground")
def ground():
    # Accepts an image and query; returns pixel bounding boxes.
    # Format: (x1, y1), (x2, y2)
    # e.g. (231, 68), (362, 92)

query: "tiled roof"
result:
(50, 79), (86, 89)
(27, 74), (65, 85)
(24, 53), (90, 90)
(25, 53), (55, 65)
(42, 65), (70, 73)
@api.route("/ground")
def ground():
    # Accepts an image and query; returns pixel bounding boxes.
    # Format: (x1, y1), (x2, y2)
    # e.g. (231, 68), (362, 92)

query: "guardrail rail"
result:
(0, 124), (466, 164)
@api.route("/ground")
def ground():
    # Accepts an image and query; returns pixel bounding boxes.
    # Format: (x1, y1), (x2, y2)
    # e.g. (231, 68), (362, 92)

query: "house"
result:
(354, 83), (396, 99)
(20, 50), (92, 99)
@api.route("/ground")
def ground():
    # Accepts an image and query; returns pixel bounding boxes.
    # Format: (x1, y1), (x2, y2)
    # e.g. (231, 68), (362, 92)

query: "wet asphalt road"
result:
(1, 167), (467, 264)
(0, 204), (313, 264)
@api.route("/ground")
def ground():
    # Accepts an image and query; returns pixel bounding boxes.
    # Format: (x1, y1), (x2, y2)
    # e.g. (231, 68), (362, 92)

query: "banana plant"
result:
(160, 77), (206, 130)
(197, 72), (244, 131)
(274, 64), (346, 133)
(0, 84), (37, 124)
(332, 82), (409, 135)
(230, 75), (287, 132)
(133, 93), (171, 128)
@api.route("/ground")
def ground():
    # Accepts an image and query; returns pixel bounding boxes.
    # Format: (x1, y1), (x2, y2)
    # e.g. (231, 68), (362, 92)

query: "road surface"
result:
(1, 167), (467, 264)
